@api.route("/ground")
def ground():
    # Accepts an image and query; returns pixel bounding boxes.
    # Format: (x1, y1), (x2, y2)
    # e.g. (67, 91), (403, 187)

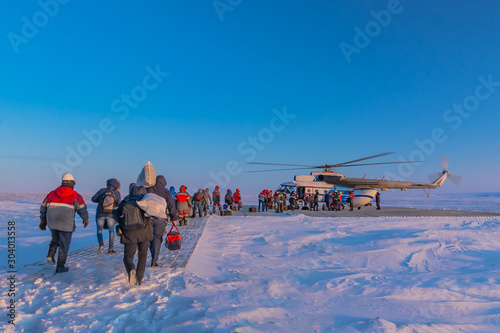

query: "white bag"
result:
(137, 193), (167, 219)
(136, 161), (157, 188)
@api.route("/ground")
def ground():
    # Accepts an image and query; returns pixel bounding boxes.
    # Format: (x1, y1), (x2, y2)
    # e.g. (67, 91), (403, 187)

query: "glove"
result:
(39, 219), (47, 231)
(83, 219), (89, 228)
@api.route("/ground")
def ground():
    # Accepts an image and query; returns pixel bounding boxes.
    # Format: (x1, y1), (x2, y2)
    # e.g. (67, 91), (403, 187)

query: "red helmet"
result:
(215, 186), (219, 190)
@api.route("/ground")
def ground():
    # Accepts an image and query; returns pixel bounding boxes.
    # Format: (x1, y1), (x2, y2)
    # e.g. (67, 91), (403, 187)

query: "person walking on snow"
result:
(212, 186), (221, 213)
(203, 188), (212, 216)
(192, 189), (203, 217)
(91, 178), (121, 255)
(40, 173), (89, 273)
(375, 191), (381, 210)
(114, 184), (151, 285)
(233, 189), (242, 211)
(169, 186), (177, 199)
(225, 189), (234, 210)
(146, 175), (178, 268)
(176, 185), (192, 226)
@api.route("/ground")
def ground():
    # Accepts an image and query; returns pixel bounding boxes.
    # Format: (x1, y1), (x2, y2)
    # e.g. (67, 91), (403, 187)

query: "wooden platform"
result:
(26, 216), (210, 281)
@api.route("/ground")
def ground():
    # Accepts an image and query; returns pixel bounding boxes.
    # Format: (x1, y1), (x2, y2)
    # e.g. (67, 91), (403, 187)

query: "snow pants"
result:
(50, 229), (73, 269)
(149, 218), (166, 265)
(124, 240), (149, 283)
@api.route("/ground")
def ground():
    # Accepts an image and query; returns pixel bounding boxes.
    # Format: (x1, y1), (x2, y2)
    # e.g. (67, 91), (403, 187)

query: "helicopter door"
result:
(297, 186), (305, 199)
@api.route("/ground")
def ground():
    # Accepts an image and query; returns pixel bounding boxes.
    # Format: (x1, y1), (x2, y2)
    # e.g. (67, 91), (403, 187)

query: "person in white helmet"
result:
(40, 173), (89, 273)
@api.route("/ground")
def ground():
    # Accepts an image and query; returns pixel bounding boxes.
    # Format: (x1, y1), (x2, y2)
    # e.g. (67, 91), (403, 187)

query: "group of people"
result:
(258, 189), (381, 212)
(223, 188), (243, 211)
(257, 189), (293, 213)
(39, 172), (244, 284)
(40, 173), (177, 284)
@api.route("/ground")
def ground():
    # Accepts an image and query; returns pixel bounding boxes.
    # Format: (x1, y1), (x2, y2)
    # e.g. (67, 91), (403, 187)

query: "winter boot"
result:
(98, 244), (104, 253)
(108, 248), (116, 255)
(129, 269), (136, 286)
(212, 207), (216, 214)
(56, 266), (69, 273)
(47, 244), (57, 264)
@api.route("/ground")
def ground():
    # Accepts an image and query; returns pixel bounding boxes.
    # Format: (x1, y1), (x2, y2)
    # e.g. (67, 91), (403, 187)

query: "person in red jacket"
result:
(349, 191), (355, 211)
(212, 186), (221, 213)
(233, 189), (242, 211)
(40, 173), (89, 273)
(175, 185), (192, 226)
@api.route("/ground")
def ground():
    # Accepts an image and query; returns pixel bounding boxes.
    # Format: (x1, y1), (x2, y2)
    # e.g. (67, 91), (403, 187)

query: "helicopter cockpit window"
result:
(277, 185), (293, 193)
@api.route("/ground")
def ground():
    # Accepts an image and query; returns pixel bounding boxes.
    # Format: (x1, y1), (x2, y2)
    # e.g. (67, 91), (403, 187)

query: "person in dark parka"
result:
(324, 191), (331, 211)
(115, 184), (151, 285)
(145, 175), (178, 268)
(375, 191), (381, 210)
(192, 189), (203, 217)
(91, 178), (121, 255)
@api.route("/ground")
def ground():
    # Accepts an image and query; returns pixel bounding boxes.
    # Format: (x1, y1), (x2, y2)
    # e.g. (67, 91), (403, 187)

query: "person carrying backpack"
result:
(145, 175), (178, 268)
(192, 189), (203, 217)
(114, 184), (151, 286)
(91, 178), (121, 254)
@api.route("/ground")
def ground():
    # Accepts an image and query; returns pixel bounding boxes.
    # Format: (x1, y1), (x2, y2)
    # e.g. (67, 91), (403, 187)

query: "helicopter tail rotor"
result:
(428, 155), (462, 186)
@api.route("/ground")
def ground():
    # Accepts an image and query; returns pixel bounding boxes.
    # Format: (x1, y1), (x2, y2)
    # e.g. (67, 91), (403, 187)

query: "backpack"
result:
(117, 200), (149, 230)
(98, 190), (116, 214)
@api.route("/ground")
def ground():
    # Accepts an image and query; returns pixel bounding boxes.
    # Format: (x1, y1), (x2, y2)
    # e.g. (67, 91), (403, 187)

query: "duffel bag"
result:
(165, 224), (182, 251)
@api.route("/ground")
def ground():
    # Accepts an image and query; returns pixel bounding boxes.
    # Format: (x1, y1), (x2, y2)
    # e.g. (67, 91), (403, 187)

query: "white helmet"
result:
(62, 173), (74, 182)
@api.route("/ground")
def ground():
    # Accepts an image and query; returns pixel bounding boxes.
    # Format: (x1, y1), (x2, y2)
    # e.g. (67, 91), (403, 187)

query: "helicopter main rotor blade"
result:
(333, 152), (395, 167)
(247, 167), (317, 173)
(247, 162), (316, 168)
(334, 160), (423, 167)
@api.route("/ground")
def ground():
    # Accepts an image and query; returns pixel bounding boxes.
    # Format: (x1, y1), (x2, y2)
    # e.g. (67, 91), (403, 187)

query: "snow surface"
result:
(1, 192), (500, 332)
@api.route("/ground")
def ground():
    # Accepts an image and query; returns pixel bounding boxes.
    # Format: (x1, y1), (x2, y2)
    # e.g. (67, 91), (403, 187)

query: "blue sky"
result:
(1, 0), (499, 194)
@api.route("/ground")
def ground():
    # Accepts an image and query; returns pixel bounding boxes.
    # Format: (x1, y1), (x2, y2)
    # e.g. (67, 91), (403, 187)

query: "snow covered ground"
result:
(1, 192), (500, 332)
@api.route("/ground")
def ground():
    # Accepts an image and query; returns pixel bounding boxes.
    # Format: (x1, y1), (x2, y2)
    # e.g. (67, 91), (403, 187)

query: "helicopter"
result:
(248, 153), (461, 208)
